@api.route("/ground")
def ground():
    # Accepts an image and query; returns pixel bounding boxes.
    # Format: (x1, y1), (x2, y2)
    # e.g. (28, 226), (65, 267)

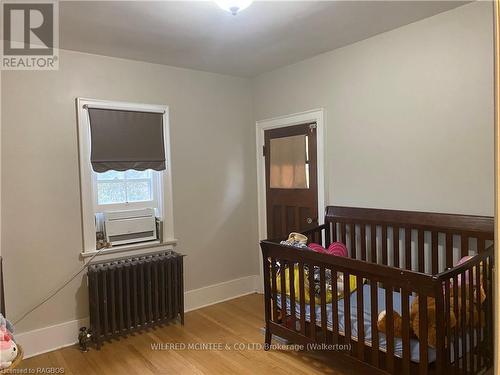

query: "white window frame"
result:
(77, 98), (176, 256)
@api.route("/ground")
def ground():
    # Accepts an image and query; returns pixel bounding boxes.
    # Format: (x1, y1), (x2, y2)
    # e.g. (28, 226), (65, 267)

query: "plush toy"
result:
(286, 232), (307, 245)
(0, 332), (17, 369)
(280, 232), (308, 249)
(377, 257), (485, 348)
(0, 314), (13, 337)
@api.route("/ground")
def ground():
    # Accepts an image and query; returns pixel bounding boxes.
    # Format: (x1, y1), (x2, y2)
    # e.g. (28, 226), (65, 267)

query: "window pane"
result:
(126, 181), (152, 202)
(97, 181), (126, 204)
(269, 135), (309, 189)
(96, 170), (125, 181)
(125, 169), (151, 179)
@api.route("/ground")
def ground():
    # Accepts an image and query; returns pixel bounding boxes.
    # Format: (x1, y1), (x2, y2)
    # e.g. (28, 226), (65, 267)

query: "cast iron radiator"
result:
(87, 250), (184, 348)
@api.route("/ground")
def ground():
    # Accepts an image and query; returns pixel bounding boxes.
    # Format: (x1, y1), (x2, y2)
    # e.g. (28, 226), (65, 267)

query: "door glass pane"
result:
(270, 134), (309, 189)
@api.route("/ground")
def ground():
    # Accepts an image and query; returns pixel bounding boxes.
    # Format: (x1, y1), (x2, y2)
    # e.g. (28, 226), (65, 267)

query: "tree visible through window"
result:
(96, 169), (154, 205)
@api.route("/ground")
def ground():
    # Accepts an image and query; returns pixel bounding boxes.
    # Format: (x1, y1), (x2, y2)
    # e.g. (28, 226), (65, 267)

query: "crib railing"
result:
(303, 206), (493, 275)
(261, 241), (493, 374)
(434, 249), (494, 373)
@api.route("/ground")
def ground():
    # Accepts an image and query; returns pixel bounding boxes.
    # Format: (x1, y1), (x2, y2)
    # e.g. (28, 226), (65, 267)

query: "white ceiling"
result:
(60, 1), (468, 77)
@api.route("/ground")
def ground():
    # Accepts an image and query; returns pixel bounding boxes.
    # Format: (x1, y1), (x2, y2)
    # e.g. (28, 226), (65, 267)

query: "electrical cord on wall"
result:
(12, 248), (104, 326)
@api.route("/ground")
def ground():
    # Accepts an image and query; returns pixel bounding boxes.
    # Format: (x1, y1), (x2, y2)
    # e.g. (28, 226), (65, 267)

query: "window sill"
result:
(80, 238), (178, 260)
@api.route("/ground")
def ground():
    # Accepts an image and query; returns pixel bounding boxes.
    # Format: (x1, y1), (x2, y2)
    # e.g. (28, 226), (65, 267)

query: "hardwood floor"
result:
(18, 293), (361, 374)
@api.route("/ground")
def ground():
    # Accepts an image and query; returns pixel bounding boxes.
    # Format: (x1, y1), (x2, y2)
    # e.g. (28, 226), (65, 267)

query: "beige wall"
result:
(253, 2), (494, 216)
(1, 50), (259, 333)
(1, 1), (494, 336)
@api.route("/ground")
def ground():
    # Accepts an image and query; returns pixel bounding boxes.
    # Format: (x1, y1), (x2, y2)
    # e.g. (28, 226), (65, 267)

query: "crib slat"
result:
(356, 276), (364, 361)
(418, 230), (424, 273)
(350, 224), (356, 259)
(435, 283), (446, 374)
(461, 272), (467, 372)
(280, 261), (287, 323)
(262, 256), (272, 339)
(431, 232), (438, 274)
(393, 226), (400, 268)
(289, 262), (296, 332)
(418, 294), (428, 375)
(487, 257), (493, 368)
(453, 275), (459, 371)
(489, 257), (494, 368)
(444, 279), (452, 365)
(477, 237), (485, 254)
(332, 222), (337, 242)
(371, 224), (377, 264)
(401, 288), (411, 374)
(343, 271), (351, 354)
(469, 264), (475, 373)
(342, 222), (347, 245)
(320, 266), (327, 342)
(325, 223), (331, 247)
(271, 258), (278, 322)
(361, 224), (367, 261)
(476, 262), (482, 369)
(331, 268), (339, 344)
(385, 286), (395, 373)
(382, 225), (387, 265)
(298, 262), (306, 336)
(370, 280), (379, 367)
(405, 228), (411, 270)
(461, 236), (469, 258)
(446, 233), (453, 269)
(308, 266), (316, 340)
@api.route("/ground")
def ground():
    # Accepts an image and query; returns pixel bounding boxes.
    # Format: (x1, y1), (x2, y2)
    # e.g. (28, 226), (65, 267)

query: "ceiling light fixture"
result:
(215, 0), (253, 16)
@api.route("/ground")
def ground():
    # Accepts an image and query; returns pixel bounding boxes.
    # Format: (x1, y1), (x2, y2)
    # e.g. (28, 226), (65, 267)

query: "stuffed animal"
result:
(377, 257), (485, 348)
(279, 232), (309, 249)
(0, 314), (13, 337)
(0, 332), (17, 369)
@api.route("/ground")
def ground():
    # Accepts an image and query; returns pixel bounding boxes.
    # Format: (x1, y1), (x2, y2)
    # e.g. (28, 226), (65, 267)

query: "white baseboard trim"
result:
(184, 274), (260, 312)
(16, 317), (89, 359)
(17, 274), (260, 359)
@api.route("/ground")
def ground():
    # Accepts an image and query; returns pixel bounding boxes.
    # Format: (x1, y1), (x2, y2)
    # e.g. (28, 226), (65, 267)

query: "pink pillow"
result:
(308, 243), (327, 253)
(327, 242), (348, 257)
(308, 242), (348, 257)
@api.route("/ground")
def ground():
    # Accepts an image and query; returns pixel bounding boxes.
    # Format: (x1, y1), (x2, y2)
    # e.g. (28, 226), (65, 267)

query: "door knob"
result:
(306, 217), (313, 224)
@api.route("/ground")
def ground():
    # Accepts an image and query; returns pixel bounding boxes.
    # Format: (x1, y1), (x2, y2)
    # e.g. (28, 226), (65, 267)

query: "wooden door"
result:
(264, 123), (318, 240)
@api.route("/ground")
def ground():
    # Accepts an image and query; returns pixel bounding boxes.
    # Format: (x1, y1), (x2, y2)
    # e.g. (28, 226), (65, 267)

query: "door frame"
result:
(255, 108), (326, 292)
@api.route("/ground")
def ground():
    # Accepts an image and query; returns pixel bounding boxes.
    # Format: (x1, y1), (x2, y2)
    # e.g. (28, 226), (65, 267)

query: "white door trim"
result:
(255, 108), (326, 293)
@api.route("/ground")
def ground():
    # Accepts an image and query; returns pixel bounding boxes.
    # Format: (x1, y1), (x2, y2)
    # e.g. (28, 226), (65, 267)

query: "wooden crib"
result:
(260, 206), (494, 374)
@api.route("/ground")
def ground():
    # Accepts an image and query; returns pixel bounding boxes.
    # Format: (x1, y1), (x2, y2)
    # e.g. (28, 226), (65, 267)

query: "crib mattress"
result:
(276, 284), (474, 364)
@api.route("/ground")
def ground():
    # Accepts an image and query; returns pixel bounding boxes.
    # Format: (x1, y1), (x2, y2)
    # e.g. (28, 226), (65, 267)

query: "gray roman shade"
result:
(88, 108), (166, 172)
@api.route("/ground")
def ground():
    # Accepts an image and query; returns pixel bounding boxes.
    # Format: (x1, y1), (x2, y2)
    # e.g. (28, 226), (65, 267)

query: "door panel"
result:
(265, 123), (318, 240)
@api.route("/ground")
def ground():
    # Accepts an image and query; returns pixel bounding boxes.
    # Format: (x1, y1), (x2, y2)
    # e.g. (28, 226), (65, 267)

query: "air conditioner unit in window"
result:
(104, 208), (157, 246)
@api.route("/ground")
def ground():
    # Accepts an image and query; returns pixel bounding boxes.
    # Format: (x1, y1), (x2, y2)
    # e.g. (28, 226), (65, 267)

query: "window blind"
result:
(88, 108), (166, 172)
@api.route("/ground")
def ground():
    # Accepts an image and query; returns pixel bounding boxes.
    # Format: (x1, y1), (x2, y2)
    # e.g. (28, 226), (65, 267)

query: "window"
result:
(94, 169), (159, 211)
(77, 98), (175, 255)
